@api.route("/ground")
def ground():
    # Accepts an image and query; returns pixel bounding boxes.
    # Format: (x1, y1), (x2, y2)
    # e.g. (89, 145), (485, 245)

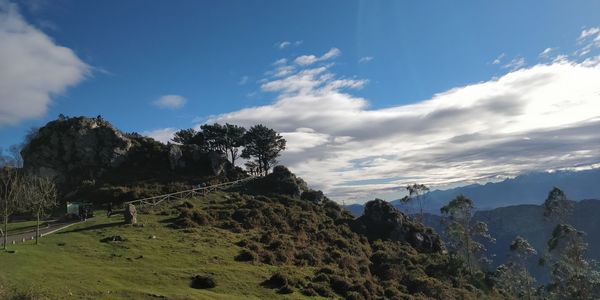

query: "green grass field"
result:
(0, 193), (318, 299)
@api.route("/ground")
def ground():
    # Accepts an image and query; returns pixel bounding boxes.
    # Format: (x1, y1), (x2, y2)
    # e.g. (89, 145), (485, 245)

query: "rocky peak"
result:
(21, 116), (132, 187)
(353, 199), (445, 253)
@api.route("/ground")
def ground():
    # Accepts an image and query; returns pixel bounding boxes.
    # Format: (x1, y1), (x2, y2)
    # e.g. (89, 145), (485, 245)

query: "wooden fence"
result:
(122, 177), (255, 208)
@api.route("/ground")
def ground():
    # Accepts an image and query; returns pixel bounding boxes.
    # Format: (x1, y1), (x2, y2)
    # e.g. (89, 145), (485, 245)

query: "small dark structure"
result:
(65, 202), (94, 220)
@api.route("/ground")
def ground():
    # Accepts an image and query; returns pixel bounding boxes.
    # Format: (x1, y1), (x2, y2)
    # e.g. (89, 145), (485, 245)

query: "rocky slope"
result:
(172, 166), (498, 299)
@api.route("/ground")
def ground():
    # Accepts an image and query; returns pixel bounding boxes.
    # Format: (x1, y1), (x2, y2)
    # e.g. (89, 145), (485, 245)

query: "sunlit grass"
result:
(0, 194), (316, 299)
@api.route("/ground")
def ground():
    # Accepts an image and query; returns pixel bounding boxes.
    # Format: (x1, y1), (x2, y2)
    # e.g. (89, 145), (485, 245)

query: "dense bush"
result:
(190, 275), (216, 289)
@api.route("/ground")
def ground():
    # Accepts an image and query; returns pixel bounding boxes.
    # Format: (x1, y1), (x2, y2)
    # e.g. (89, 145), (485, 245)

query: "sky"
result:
(1, 0), (600, 203)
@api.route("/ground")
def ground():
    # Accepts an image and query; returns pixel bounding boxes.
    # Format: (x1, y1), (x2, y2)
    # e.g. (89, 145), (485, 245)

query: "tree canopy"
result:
(241, 124), (286, 176)
(171, 123), (285, 174)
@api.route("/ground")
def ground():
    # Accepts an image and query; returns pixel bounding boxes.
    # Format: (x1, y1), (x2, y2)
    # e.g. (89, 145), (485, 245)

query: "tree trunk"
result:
(3, 214), (7, 250)
(36, 212), (40, 245)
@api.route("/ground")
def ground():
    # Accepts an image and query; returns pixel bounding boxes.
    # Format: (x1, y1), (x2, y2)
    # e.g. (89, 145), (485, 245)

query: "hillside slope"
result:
(0, 174), (500, 299)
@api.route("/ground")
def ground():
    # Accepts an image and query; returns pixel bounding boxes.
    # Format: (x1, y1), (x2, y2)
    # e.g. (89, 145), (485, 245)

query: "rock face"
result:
(124, 204), (137, 224)
(168, 144), (184, 170)
(208, 151), (229, 176)
(21, 116), (132, 187)
(21, 116), (234, 194)
(352, 199), (445, 253)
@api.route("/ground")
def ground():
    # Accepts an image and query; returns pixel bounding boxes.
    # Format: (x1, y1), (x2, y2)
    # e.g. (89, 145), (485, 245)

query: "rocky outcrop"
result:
(168, 144), (184, 170)
(352, 199), (445, 253)
(21, 116), (132, 187)
(124, 204), (137, 224)
(208, 151), (229, 176)
(21, 116), (234, 194)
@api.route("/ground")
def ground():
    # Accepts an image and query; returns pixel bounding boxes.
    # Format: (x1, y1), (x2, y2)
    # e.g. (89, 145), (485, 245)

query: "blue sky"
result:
(2, 0), (600, 202)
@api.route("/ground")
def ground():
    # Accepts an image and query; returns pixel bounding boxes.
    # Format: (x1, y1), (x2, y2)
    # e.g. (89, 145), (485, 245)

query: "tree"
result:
(241, 125), (286, 176)
(400, 183), (429, 220)
(543, 224), (600, 299)
(172, 128), (203, 145)
(222, 123), (246, 166)
(244, 160), (259, 176)
(201, 123), (226, 152)
(543, 187), (573, 223)
(24, 176), (57, 245)
(0, 167), (24, 250)
(495, 236), (538, 299)
(441, 195), (495, 275)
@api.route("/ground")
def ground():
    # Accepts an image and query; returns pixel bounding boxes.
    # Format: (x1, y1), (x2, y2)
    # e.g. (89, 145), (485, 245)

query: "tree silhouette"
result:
(241, 125), (286, 176)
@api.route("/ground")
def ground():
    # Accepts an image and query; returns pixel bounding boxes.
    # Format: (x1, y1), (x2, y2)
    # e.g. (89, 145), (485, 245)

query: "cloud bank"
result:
(204, 33), (600, 203)
(0, 0), (89, 127)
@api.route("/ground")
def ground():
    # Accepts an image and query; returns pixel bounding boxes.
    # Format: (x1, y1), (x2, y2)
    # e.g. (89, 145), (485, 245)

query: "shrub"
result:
(262, 272), (300, 289)
(277, 285), (294, 294)
(234, 250), (256, 262)
(190, 275), (216, 289)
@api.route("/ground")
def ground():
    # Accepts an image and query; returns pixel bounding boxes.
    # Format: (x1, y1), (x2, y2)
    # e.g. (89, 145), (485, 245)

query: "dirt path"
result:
(2, 221), (81, 245)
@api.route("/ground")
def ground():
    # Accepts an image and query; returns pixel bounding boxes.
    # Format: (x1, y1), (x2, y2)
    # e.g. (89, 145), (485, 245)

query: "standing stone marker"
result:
(124, 204), (137, 224)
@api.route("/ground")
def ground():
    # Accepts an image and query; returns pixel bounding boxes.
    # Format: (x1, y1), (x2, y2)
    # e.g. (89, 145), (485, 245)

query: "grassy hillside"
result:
(0, 193), (313, 299)
(1, 181), (498, 299)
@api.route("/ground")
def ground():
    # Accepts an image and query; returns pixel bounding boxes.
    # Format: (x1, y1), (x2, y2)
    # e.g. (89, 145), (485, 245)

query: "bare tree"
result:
(441, 195), (495, 275)
(400, 183), (429, 220)
(544, 224), (600, 299)
(0, 167), (24, 250)
(24, 176), (57, 245)
(495, 236), (538, 299)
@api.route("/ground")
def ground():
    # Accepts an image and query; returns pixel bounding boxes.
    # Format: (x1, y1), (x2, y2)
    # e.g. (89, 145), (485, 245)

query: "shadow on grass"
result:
(57, 221), (123, 234)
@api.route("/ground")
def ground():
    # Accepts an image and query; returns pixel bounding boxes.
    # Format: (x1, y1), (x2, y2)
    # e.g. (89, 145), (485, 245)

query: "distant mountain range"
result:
(345, 168), (600, 216)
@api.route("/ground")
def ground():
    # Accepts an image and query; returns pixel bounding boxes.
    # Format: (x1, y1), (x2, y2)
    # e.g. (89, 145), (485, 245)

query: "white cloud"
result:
(153, 94), (187, 110)
(276, 40), (302, 50)
(277, 41), (291, 49)
(539, 47), (553, 58)
(207, 46), (600, 203)
(238, 75), (249, 85)
(575, 27), (600, 57)
(502, 57), (526, 71)
(143, 127), (177, 143)
(492, 53), (505, 65)
(579, 27), (600, 41)
(281, 128), (330, 153)
(294, 47), (341, 65)
(0, 1), (89, 127)
(273, 58), (287, 65)
(358, 56), (374, 63)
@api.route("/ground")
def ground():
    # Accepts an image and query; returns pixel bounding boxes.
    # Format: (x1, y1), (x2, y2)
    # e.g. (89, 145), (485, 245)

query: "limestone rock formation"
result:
(21, 116), (132, 187)
(124, 204), (137, 224)
(352, 199), (445, 253)
(168, 144), (184, 170)
(21, 116), (234, 195)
